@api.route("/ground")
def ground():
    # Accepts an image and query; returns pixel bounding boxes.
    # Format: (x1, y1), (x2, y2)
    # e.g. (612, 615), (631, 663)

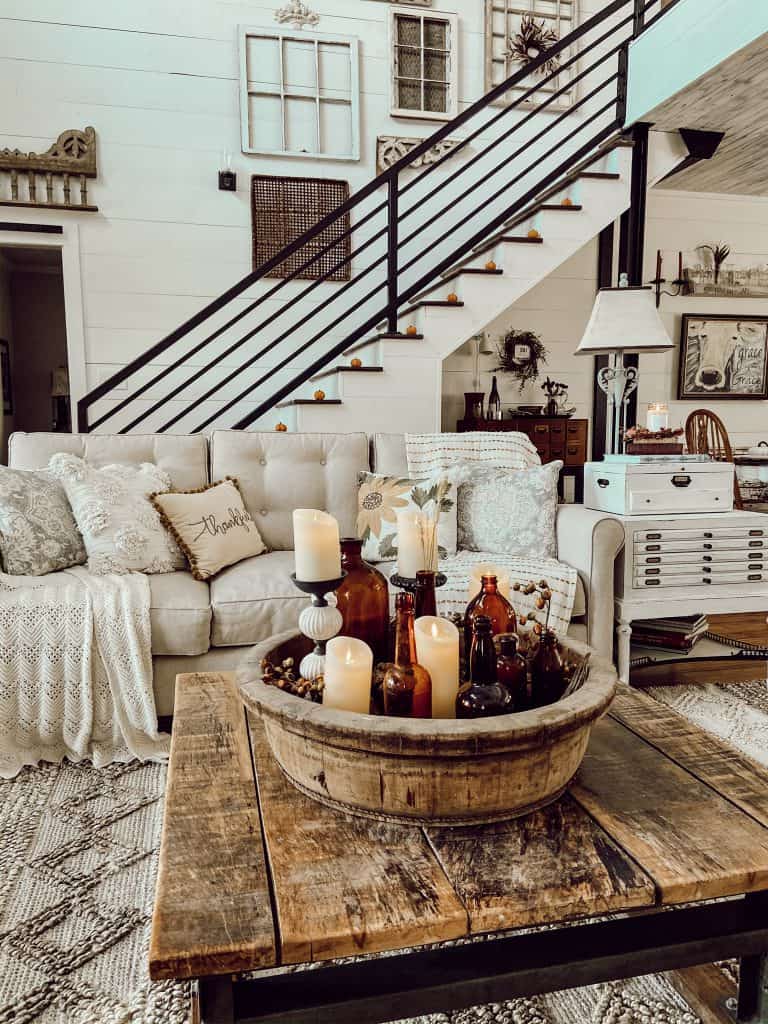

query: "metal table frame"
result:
(199, 892), (768, 1024)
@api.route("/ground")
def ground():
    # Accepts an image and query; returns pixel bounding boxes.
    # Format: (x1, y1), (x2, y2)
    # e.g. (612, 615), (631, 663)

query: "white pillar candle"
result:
(323, 636), (373, 714)
(646, 402), (669, 432)
(414, 616), (460, 719)
(293, 509), (341, 582)
(396, 510), (426, 578)
(468, 562), (511, 602)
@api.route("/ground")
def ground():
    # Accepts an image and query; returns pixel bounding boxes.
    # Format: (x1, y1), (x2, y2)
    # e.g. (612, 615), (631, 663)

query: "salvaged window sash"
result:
(0, 128), (98, 212)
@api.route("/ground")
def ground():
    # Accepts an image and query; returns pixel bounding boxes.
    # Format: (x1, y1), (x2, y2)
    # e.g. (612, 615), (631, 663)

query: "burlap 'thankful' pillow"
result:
(150, 477), (267, 581)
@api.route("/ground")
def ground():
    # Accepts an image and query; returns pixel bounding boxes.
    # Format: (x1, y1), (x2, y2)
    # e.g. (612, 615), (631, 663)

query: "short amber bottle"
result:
(464, 574), (517, 671)
(456, 615), (513, 719)
(496, 633), (528, 710)
(382, 592), (432, 718)
(530, 630), (566, 708)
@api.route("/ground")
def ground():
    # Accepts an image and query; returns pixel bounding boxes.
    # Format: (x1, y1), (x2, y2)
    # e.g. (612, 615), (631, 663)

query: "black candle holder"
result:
(390, 572), (447, 593)
(290, 572), (347, 680)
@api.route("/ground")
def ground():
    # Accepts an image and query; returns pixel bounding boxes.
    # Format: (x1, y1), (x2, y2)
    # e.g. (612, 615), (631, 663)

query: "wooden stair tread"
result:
(276, 399), (343, 407)
(401, 299), (464, 317)
(539, 203), (583, 211)
(579, 171), (621, 180)
(450, 267), (504, 275)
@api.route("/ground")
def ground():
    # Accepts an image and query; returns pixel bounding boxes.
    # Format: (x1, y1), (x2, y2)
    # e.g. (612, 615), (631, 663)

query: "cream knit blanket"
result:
(0, 567), (168, 778)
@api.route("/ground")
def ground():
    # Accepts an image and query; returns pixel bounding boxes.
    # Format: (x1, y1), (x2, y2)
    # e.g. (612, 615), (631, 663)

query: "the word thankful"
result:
(191, 506), (256, 542)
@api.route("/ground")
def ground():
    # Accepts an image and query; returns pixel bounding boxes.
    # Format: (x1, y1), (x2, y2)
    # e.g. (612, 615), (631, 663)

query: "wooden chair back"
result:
(684, 409), (743, 509)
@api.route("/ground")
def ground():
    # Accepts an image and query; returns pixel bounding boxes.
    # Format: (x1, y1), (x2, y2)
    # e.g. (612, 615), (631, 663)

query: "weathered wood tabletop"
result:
(149, 671), (768, 991)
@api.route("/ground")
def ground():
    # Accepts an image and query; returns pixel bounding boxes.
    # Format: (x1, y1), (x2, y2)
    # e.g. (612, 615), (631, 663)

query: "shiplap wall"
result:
(443, 188), (768, 449)
(0, 0), (611, 433)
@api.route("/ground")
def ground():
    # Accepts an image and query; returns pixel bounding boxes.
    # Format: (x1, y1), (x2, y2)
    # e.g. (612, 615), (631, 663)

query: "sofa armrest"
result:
(555, 505), (625, 662)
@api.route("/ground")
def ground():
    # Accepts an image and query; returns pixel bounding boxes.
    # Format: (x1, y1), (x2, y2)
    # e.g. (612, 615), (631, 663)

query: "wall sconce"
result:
(218, 151), (237, 192)
(650, 249), (690, 307)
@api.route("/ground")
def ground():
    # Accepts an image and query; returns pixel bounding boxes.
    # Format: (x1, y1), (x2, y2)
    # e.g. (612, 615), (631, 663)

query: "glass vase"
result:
(335, 538), (390, 663)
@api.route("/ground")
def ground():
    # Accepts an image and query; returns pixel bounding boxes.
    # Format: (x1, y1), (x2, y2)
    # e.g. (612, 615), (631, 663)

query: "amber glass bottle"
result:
(530, 631), (566, 708)
(496, 633), (528, 710)
(382, 592), (432, 718)
(335, 538), (390, 663)
(414, 569), (438, 618)
(464, 574), (517, 669)
(456, 616), (513, 719)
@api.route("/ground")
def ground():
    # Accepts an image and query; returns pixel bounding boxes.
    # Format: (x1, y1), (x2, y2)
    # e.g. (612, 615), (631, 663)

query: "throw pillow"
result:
(48, 454), (185, 575)
(0, 466), (86, 576)
(356, 472), (457, 563)
(150, 478), (267, 581)
(457, 461), (562, 558)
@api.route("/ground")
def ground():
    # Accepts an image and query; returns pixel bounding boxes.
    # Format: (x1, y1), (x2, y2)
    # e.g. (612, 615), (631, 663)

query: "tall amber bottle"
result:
(530, 631), (566, 708)
(456, 615), (513, 718)
(496, 633), (528, 710)
(335, 538), (390, 663)
(464, 574), (517, 670)
(382, 592), (432, 718)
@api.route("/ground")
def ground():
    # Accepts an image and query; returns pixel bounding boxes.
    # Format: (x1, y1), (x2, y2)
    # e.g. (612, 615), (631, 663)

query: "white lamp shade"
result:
(575, 286), (673, 355)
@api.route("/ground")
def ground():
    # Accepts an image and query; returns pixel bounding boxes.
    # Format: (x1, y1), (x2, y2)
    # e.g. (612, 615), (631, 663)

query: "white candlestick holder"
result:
(290, 572), (346, 681)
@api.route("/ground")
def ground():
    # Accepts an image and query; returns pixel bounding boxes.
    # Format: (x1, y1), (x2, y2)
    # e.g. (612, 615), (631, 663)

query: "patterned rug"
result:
(1, 679), (765, 1024)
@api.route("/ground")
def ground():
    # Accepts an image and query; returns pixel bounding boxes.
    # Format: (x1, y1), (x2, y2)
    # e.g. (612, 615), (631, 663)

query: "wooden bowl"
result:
(238, 631), (617, 826)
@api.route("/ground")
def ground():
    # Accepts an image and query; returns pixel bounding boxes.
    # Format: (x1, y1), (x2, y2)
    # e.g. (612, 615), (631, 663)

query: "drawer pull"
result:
(645, 533), (661, 540)
(704, 532), (713, 538)
(750, 530), (764, 537)
(672, 474), (691, 488)
(645, 568), (660, 576)
(749, 563), (763, 570)
(749, 540), (764, 548)
(703, 578), (712, 584)
(703, 543), (713, 550)
(597, 478), (609, 488)
(703, 555), (712, 562)
(749, 574), (763, 581)
(703, 566), (711, 573)
(644, 579), (660, 586)
(645, 544), (661, 552)
(646, 556), (661, 564)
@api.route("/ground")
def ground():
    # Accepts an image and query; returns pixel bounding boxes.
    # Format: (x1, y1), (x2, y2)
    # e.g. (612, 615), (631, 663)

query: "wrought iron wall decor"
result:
(0, 127), (98, 211)
(376, 135), (461, 173)
(251, 175), (351, 281)
(485, 0), (578, 110)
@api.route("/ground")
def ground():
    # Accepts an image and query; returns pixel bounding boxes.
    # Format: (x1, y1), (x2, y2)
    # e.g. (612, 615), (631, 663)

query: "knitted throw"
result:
(0, 567), (168, 779)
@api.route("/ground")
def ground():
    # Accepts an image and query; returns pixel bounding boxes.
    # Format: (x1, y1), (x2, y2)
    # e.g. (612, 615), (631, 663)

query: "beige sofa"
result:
(8, 430), (625, 714)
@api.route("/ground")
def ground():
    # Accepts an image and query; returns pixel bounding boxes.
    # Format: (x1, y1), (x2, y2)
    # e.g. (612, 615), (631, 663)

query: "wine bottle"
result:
(488, 375), (502, 421)
(382, 592), (432, 718)
(456, 615), (513, 718)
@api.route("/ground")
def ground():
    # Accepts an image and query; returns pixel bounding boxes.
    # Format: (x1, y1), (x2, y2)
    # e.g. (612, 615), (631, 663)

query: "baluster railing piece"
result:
(46, 172), (54, 204)
(0, 127), (98, 211)
(10, 170), (18, 201)
(28, 170), (36, 204)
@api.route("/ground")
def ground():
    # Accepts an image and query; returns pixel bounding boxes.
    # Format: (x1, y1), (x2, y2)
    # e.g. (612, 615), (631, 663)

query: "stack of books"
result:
(632, 614), (709, 653)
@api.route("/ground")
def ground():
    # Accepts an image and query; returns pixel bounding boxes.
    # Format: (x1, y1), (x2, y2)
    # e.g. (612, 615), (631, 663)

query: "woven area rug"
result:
(1, 678), (766, 1024)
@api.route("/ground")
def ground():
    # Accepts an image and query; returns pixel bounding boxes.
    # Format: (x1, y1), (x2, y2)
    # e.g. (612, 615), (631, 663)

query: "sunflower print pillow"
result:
(356, 472), (457, 563)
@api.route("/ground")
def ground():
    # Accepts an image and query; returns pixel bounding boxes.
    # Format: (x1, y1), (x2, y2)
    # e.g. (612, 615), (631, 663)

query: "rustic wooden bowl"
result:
(238, 631), (617, 826)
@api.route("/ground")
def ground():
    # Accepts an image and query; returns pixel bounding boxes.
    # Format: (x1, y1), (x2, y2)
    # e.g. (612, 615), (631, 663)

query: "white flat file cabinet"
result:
(611, 510), (768, 682)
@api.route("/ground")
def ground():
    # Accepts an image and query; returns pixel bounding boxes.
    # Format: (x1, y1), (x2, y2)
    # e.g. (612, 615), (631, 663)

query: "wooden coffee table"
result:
(149, 673), (768, 1024)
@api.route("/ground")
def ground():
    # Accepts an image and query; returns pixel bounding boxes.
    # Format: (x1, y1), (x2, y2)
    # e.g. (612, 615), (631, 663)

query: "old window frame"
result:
(388, 8), (458, 121)
(239, 26), (360, 160)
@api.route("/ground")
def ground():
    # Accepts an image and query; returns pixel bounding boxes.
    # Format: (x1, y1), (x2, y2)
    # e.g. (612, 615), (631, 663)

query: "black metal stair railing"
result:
(77, 0), (680, 435)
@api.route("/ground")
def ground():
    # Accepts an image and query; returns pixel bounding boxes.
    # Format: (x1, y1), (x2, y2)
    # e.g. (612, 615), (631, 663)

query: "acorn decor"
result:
(350, 357), (363, 368)
(275, 422), (288, 432)
(447, 292), (459, 303)
(485, 259), (497, 271)
(406, 324), (418, 336)
(313, 389), (326, 401)
(527, 228), (540, 239)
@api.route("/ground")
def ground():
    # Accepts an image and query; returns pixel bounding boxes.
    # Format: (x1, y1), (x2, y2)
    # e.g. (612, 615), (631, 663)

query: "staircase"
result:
(77, 0), (689, 437)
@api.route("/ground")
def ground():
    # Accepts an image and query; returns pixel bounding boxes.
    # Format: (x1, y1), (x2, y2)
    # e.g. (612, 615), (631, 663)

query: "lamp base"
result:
(596, 354), (639, 455)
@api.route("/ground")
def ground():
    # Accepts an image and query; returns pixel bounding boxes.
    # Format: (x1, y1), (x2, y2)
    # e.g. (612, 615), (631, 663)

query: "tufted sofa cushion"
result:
(210, 430), (369, 550)
(210, 551), (309, 646)
(8, 432), (209, 490)
(148, 571), (211, 656)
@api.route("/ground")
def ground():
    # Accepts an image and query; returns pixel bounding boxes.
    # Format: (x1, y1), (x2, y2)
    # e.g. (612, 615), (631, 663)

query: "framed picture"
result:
(678, 315), (768, 400)
(0, 339), (11, 414)
(681, 246), (768, 298)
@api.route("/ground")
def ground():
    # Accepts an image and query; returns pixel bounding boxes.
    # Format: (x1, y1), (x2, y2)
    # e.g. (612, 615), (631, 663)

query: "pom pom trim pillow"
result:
(356, 472), (457, 563)
(150, 478), (266, 581)
(457, 461), (562, 559)
(0, 466), (86, 575)
(48, 454), (184, 575)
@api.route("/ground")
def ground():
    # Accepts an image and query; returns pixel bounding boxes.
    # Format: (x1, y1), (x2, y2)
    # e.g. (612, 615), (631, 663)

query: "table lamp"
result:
(575, 279), (672, 455)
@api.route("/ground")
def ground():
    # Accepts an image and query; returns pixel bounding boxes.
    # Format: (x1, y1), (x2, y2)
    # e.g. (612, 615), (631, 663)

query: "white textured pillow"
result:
(457, 461), (562, 558)
(48, 454), (184, 575)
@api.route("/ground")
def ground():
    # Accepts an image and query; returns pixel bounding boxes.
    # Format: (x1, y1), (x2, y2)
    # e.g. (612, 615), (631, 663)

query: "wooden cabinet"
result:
(456, 417), (589, 501)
